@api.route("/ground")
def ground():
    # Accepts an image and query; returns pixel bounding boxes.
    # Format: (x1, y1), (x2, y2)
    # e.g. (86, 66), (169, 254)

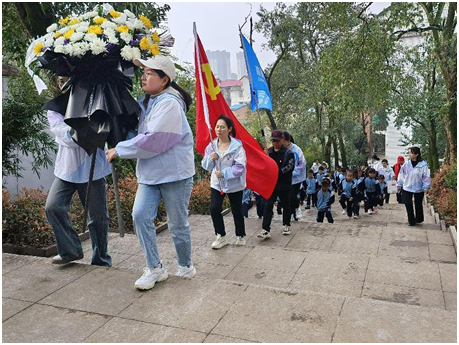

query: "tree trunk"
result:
(265, 109), (277, 130)
(15, 3), (53, 38)
(332, 137), (339, 168)
(445, 95), (457, 164)
(323, 137), (332, 167)
(338, 129), (347, 168)
(428, 116), (440, 172)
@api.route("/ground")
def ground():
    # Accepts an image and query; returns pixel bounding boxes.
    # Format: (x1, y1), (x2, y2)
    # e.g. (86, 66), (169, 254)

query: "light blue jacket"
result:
(305, 177), (317, 194)
(317, 188), (335, 211)
(397, 160), (431, 193)
(116, 88), (195, 185)
(47, 111), (111, 183)
(288, 143), (307, 185)
(201, 137), (247, 194)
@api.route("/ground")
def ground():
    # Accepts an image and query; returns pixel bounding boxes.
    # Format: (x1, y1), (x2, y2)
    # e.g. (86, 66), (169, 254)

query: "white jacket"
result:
(397, 160), (431, 193)
(201, 137), (247, 194)
(288, 143), (307, 185)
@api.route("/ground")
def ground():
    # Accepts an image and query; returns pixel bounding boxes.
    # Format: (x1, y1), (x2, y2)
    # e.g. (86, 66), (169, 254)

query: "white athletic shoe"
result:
(211, 234), (228, 249)
(282, 225), (291, 235)
(353, 215), (359, 219)
(134, 266), (168, 290)
(342, 209), (346, 215)
(257, 230), (271, 239)
(235, 236), (246, 246)
(176, 265), (196, 278)
(368, 210), (373, 215)
(295, 208), (302, 219)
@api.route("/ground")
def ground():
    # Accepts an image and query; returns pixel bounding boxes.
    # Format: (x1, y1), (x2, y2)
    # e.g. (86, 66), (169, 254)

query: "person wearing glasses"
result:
(106, 55), (196, 290)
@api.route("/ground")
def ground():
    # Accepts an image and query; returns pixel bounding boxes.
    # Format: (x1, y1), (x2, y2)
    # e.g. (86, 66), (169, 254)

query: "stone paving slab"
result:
(378, 238), (430, 260)
(365, 256), (442, 291)
(332, 297), (457, 343)
(39, 267), (145, 316)
(211, 285), (345, 343)
(427, 230), (455, 245)
(2, 304), (110, 343)
(439, 263), (457, 292)
(2, 253), (40, 275)
(444, 292), (457, 311)
(362, 281), (445, 309)
(380, 227), (428, 242)
(285, 232), (336, 251)
(2, 259), (95, 302)
(2, 298), (32, 321)
(236, 246), (307, 273)
(224, 265), (296, 289)
(118, 276), (246, 333)
(429, 243), (457, 263)
(330, 236), (380, 255)
(84, 317), (207, 343)
(203, 334), (258, 343)
(289, 273), (364, 297)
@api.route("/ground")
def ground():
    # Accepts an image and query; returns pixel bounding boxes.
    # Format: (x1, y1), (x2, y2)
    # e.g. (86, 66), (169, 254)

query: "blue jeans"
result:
(132, 177), (193, 268)
(45, 177), (112, 266)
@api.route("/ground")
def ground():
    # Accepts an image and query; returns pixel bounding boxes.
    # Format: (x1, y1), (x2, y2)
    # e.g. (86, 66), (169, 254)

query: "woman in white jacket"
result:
(202, 115), (247, 249)
(397, 147), (431, 226)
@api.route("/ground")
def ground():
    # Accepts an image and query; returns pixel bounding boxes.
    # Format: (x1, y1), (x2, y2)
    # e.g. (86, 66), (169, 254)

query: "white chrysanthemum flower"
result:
(74, 41), (90, 57)
(130, 19), (144, 30)
(84, 33), (98, 43)
(54, 45), (65, 53)
(103, 27), (116, 37)
(112, 14), (127, 25)
(54, 36), (66, 46)
(120, 45), (134, 61)
(83, 11), (98, 19)
(125, 21), (134, 31)
(75, 21), (89, 32)
(131, 46), (141, 60)
(46, 23), (58, 33)
(70, 32), (85, 42)
(58, 26), (70, 34)
(107, 34), (119, 44)
(64, 43), (74, 56)
(124, 9), (135, 18)
(44, 34), (55, 47)
(120, 32), (132, 44)
(100, 20), (118, 30)
(90, 38), (107, 55)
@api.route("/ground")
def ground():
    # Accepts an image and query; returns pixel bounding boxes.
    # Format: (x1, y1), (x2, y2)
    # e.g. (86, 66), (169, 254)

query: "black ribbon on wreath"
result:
(39, 49), (140, 236)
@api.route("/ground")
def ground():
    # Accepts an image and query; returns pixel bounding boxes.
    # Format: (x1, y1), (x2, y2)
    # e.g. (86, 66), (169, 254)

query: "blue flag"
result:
(241, 34), (273, 112)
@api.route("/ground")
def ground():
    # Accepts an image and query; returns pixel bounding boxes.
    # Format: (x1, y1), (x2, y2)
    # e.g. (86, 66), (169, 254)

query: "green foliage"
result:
(2, 68), (57, 179)
(429, 163), (457, 227)
(2, 188), (55, 248)
(445, 161), (457, 192)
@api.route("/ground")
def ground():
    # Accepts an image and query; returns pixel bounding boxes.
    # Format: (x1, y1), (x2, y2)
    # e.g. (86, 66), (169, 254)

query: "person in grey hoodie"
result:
(202, 115), (247, 249)
(106, 55), (196, 290)
(397, 146), (431, 226)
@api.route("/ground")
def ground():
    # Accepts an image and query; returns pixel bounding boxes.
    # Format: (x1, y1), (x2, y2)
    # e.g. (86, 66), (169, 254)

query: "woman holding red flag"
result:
(202, 115), (247, 249)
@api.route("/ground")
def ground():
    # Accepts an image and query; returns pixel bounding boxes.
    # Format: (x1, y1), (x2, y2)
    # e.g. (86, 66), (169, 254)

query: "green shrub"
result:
(189, 178), (230, 215)
(2, 188), (55, 248)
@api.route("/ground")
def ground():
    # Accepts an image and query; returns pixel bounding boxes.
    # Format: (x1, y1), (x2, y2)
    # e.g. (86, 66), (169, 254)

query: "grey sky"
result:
(160, 2), (390, 75)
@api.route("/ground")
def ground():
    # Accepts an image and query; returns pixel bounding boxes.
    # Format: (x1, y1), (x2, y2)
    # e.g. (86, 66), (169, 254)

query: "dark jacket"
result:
(269, 146), (295, 191)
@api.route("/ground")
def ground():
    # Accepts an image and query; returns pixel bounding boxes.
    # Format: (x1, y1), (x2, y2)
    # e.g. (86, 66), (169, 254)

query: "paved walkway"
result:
(3, 198), (457, 342)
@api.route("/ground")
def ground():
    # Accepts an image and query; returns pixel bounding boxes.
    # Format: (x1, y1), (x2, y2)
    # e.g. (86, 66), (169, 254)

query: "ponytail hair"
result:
(409, 146), (422, 161)
(154, 69), (192, 112)
(215, 114), (236, 138)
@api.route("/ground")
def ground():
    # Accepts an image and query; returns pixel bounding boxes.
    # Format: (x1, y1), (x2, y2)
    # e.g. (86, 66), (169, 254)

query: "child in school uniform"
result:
(353, 169), (365, 219)
(242, 188), (254, 218)
(316, 166), (326, 184)
(321, 162), (329, 174)
(304, 169), (318, 209)
(337, 168), (346, 196)
(381, 159), (394, 204)
(377, 175), (387, 207)
(333, 165), (341, 192)
(364, 168), (378, 214)
(316, 178), (335, 223)
(326, 170), (336, 191)
(339, 170), (357, 219)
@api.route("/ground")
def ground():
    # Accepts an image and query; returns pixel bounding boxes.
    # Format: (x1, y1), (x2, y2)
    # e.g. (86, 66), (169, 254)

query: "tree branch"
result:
(392, 25), (443, 40)
(357, 2), (373, 20)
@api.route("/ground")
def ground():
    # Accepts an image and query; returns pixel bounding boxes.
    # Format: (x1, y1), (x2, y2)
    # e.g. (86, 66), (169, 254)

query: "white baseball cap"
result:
(134, 55), (176, 81)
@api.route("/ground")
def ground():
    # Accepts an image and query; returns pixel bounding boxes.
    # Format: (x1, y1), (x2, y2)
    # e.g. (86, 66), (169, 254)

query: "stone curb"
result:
(449, 226), (457, 253)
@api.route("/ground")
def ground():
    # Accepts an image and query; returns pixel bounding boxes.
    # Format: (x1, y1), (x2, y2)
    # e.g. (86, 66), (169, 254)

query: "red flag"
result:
(194, 27), (278, 199)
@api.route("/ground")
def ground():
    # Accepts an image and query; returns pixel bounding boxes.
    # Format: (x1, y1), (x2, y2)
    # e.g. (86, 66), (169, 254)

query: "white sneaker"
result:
(368, 210), (373, 215)
(176, 265), (196, 278)
(211, 234), (228, 249)
(295, 208), (302, 219)
(134, 266), (168, 290)
(52, 253), (83, 265)
(353, 215), (359, 219)
(235, 236), (246, 246)
(348, 216), (352, 220)
(282, 225), (291, 235)
(342, 209), (346, 215)
(257, 230), (271, 239)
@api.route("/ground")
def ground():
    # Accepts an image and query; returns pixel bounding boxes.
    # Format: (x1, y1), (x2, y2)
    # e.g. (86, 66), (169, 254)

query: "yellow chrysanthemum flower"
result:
(139, 15), (152, 30)
(54, 31), (62, 38)
(93, 17), (106, 25)
(64, 29), (75, 40)
(33, 42), (45, 55)
(152, 31), (160, 43)
(117, 25), (129, 33)
(139, 37), (150, 51)
(59, 17), (70, 26)
(150, 44), (159, 56)
(109, 10), (121, 18)
(69, 18), (80, 26)
(87, 25), (103, 35)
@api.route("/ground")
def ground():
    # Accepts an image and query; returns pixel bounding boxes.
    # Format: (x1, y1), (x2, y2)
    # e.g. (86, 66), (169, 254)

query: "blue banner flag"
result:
(241, 34), (273, 112)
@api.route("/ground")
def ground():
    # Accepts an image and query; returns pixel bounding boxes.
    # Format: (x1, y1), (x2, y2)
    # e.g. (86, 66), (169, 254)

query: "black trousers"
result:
(210, 188), (245, 237)
(353, 194), (363, 215)
(255, 195), (266, 218)
(339, 195), (354, 217)
(317, 209), (334, 223)
(242, 201), (253, 218)
(377, 195), (385, 206)
(364, 192), (377, 212)
(385, 193), (390, 204)
(289, 183), (302, 218)
(307, 193), (317, 207)
(402, 190), (425, 225)
(262, 189), (291, 231)
(396, 190), (403, 203)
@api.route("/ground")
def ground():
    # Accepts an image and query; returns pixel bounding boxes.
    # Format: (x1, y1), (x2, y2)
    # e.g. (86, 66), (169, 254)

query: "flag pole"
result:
(194, 23), (225, 194)
(238, 29), (268, 149)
